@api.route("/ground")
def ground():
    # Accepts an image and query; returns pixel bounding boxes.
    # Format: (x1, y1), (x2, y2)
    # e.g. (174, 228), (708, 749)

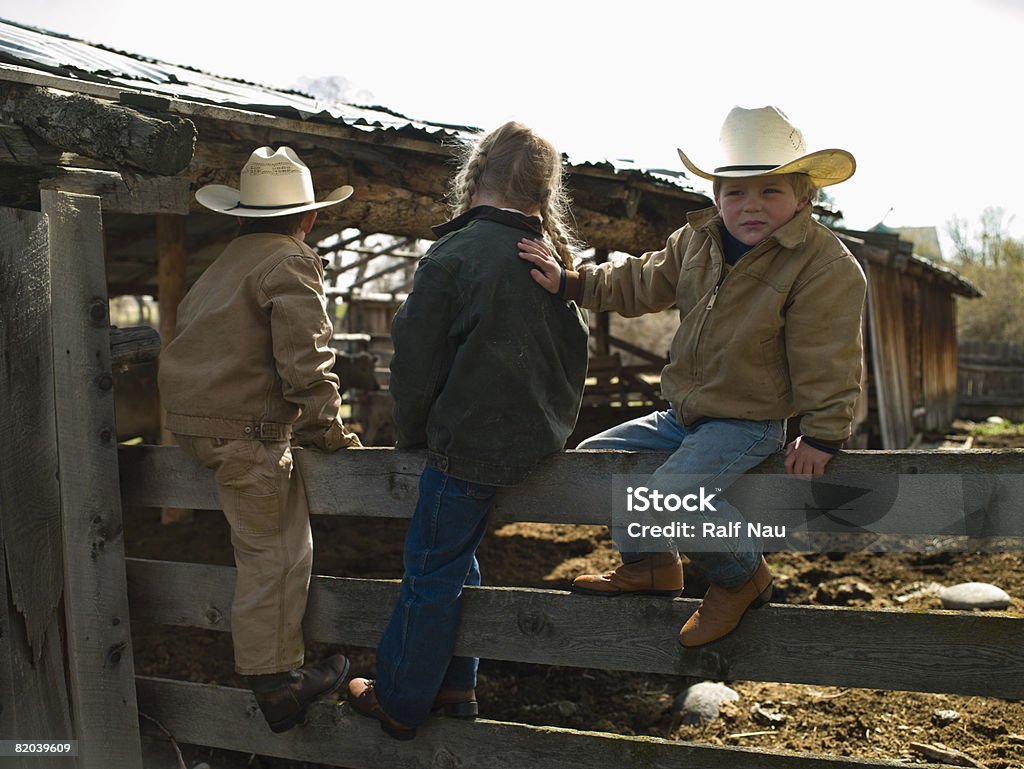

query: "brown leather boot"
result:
(347, 677), (416, 740)
(678, 557), (773, 647)
(572, 552), (683, 597)
(432, 687), (478, 718)
(250, 654), (350, 733)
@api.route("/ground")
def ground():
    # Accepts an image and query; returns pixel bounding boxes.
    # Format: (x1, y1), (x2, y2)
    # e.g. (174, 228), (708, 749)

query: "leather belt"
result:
(164, 413), (291, 441)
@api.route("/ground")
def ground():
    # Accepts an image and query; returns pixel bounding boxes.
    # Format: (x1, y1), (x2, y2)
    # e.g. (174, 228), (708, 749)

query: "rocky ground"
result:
(130, 421), (1024, 769)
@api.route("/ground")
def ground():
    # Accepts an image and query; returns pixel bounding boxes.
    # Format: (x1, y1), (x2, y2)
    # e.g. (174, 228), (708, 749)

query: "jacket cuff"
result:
(562, 269), (583, 302)
(801, 435), (842, 454)
(307, 418), (363, 451)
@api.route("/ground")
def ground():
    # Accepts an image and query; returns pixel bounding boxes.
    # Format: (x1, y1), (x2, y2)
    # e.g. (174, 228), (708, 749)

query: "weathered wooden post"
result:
(155, 213), (192, 524)
(0, 205), (76, 767)
(42, 190), (143, 768)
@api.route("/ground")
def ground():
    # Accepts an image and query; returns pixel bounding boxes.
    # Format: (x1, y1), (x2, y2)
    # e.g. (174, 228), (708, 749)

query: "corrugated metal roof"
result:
(0, 16), (476, 141)
(0, 17), (718, 190)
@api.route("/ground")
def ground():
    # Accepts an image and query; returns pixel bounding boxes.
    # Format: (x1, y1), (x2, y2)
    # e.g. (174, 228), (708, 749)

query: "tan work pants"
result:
(175, 435), (312, 675)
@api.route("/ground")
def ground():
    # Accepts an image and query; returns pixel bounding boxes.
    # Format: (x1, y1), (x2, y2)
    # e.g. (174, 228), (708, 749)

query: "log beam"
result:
(0, 82), (196, 176)
(187, 133), (706, 254)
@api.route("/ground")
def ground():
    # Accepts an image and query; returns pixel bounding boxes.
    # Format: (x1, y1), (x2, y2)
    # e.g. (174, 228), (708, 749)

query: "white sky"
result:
(4, 0), (1024, 252)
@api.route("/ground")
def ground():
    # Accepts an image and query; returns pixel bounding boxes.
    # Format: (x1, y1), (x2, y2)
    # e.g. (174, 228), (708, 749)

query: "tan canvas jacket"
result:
(159, 232), (349, 447)
(579, 206), (866, 445)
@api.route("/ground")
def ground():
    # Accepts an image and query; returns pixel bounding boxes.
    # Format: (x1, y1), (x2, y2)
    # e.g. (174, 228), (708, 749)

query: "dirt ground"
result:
(128, 422), (1024, 769)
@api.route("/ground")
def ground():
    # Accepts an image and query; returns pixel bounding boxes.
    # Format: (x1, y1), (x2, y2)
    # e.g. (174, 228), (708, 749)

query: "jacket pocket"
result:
(759, 336), (792, 399)
(223, 484), (281, 536)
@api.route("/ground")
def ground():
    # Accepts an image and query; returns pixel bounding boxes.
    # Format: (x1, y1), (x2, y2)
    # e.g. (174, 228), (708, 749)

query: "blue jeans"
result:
(578, 409), (785, 589)
(374, 466), (497, 726)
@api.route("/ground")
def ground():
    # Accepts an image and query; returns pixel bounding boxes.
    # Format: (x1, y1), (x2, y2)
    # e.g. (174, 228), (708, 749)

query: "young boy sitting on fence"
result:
(158, 146), (362, 732)
(519, 106), (866, 647)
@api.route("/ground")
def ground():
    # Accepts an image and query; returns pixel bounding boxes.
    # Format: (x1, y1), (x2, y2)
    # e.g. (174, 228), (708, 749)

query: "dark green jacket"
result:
(390, 206), (589, 486)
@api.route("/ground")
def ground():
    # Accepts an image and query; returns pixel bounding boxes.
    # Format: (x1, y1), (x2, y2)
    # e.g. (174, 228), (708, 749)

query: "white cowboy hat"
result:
(677, 106), (856, 188)
(195, 146), (354, 217)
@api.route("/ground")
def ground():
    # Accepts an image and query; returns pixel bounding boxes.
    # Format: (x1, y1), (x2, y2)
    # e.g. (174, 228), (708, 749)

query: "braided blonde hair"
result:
(448, 121), (581, 268)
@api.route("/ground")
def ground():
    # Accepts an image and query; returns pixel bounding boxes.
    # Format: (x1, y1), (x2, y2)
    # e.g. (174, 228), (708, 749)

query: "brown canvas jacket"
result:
(579, 206), (866, 445)
(159, 232), (344, 446)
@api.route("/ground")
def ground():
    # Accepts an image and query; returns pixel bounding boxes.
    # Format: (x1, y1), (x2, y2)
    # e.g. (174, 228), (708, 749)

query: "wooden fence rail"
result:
(120, 445), (1024, 523)
(120, 444), (1024, 769)
(135, 676), (934, 769)
(126, 558), (1023, 699)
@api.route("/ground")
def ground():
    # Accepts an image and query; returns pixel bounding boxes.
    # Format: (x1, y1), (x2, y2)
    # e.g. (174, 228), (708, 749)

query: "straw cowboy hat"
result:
(196, 146), (353, 217)
(677, 106), (855, 187)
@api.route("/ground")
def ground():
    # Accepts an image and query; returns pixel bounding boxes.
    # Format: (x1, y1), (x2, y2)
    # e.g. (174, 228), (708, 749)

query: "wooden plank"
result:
(42, 190), (143, 768)
(127, 559), (1024, 699)
(109, 325), (161, 370)
(119, 444), (1024, 535)
(134, 676), (932, 769)
(0, 204), (75, 764)
(0, 205), (63, 658)
(40, 169), (191, 215)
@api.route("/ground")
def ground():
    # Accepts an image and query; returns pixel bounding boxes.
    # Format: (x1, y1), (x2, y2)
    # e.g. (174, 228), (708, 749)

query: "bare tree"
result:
(948, 207), (1020, 267)
(945, 214), (975, 264)
(952, 208), (1024, 343)
(292, 75), (375, 106)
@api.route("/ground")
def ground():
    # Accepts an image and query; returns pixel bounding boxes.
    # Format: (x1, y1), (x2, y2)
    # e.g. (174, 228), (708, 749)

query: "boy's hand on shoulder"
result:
(784, 436), (833, 476)
(518, 238), (562, 294)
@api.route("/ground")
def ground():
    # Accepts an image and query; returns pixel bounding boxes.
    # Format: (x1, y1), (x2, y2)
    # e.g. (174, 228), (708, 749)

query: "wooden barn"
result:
(1, 17), (1019, 769)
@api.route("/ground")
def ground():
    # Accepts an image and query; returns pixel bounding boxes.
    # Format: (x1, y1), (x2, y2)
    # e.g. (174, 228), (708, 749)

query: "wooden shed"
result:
(834, 226), (981, 448)
(0, 18), (719, 446)
(0, 18), (979, 456)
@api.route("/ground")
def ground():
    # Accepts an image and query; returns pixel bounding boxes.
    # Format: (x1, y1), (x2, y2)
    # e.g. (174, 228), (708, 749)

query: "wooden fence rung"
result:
(119, 445), (1024, 526)
(135, 676), (936, 769)
(126, 559), (1024, 700)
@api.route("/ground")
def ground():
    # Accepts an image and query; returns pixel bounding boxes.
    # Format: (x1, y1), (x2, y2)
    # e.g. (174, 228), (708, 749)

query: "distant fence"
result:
(959, 340), (1024, 421)
(122, 445), (1024, 769)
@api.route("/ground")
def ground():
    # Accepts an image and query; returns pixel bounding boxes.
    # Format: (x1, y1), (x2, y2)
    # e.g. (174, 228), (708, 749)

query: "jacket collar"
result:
(236, 231), (327, 268)
(432, 205), (544, 239)
(686, 204), (813, 250)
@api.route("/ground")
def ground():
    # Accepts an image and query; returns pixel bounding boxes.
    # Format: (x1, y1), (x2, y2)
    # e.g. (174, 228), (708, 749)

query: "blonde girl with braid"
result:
(348, 121), (589, 739)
